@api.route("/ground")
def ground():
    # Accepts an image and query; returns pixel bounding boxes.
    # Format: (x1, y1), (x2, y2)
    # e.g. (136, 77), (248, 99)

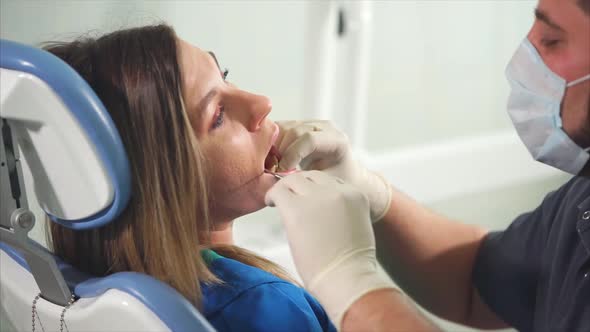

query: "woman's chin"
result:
(242, 173), (279, 213)
(215, 172), (278, 220)
(250, 172), (280, 205)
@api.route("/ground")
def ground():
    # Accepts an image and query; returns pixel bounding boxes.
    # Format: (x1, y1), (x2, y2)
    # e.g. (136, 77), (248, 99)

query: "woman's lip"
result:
(270, 122), (280, 146)
(262, 122), (281, 173)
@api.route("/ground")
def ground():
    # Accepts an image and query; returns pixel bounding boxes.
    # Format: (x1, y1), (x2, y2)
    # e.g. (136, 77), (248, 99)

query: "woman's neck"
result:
(209, 220), (234, 245)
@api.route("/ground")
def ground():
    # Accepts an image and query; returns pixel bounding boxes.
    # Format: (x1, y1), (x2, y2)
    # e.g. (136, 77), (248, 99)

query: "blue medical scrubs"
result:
(201, 249), (337, 332)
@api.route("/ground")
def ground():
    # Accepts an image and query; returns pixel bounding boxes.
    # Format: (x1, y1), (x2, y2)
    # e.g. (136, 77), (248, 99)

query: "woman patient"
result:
(46, 24), (335, 332)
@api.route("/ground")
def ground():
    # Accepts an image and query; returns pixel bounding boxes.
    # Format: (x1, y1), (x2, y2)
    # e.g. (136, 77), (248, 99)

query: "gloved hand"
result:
(276, 120), (392, 222)
(265, 171), (397, 329)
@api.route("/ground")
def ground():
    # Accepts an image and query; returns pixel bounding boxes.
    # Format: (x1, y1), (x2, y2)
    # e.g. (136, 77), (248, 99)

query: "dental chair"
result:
(0, 39), (216, 332)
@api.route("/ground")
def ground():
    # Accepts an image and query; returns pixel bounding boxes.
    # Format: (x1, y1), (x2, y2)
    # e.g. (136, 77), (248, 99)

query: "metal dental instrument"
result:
(265, 170), (284, 180)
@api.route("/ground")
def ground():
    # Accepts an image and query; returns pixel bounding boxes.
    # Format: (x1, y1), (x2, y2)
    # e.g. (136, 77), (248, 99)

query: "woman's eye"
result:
(211, 106), (225, 130)
(222, 68), (229, 80)
(541, 38), (561, 48)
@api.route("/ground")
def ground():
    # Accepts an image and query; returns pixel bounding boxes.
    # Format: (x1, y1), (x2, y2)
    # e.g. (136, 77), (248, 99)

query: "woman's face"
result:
(178, 39), (280, 223)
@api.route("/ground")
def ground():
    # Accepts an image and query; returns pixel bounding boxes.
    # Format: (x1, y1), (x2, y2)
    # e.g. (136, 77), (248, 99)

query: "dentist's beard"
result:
(580, 95), (590, 177)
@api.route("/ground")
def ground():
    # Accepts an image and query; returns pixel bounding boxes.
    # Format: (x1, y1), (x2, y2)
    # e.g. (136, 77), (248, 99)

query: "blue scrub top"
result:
(473, 176), (590, 332)
(200, 249), (337, 332)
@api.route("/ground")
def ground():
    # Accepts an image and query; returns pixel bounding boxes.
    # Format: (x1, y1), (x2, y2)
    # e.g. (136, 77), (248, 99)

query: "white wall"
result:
(366, 0), (536, 150)
(0, 0), (306, 121)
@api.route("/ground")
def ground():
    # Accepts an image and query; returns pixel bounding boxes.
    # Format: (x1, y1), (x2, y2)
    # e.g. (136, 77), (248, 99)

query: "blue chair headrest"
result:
(0, 39), (131, 230)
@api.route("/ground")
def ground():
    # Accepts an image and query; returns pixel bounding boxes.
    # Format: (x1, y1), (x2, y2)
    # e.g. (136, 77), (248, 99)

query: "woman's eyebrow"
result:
(198, 88), (218, 113)
(208, 51), (222, 71)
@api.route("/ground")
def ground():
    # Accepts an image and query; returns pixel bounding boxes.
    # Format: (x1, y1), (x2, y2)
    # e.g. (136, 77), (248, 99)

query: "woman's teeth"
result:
(268, 156), (279, 172)
(265, 146), (281, 172)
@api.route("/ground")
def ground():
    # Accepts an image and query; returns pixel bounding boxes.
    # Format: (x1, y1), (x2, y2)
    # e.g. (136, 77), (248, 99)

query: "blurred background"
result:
(1, 1), (570, 331)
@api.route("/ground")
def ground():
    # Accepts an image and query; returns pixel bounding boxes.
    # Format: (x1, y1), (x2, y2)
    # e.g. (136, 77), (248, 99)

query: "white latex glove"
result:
(276, 120), (392, 222)
(265, 171), (397, 328)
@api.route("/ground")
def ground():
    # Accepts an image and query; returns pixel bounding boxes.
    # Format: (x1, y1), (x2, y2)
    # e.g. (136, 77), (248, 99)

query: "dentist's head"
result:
(507, 0), (590, 176)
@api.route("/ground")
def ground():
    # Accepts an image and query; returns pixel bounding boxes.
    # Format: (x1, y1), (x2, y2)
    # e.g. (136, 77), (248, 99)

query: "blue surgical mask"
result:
(506, 38), (590, 175)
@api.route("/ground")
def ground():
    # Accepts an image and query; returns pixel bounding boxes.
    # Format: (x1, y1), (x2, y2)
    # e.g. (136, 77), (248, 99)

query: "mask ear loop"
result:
(566, 74), (590, 87)
(572, 75), (590, 154)
(563, 74), (590, 131)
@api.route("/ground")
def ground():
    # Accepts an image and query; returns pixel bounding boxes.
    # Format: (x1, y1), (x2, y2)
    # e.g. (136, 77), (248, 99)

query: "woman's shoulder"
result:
(201, 253), (335, 332)
(201, 254), (292, 312)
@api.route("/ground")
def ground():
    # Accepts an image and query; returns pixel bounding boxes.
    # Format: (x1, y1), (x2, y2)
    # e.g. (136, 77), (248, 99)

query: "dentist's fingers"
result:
(276, 120), (329, 153)
(278, 124), (318, 155)
(278, 131), (319, 170)
(271, 171), (322, 197)
(264, 178), (297, 207)
(265, 171), (345, 207)
(279, 130), (347, 171)
(299, 129), (348, 169)
(265, 171), (316, 208)
(283, 170), (344, 187)
(275, 120), (299, 149)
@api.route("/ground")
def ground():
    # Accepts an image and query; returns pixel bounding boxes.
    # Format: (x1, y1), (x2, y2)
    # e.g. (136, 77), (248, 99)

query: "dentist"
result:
(265, 0), (590, 331)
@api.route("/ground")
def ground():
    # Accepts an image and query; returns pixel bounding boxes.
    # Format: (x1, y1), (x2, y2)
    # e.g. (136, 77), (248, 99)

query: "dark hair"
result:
(579, 0), (590, 15)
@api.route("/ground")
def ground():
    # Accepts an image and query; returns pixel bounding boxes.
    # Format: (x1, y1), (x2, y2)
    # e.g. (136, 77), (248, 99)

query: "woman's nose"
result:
(239, 92), (272, 132)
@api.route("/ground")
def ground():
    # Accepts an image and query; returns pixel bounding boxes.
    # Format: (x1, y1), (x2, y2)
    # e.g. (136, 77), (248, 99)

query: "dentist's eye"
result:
(222, 68), (229, 80)
(541, 38), (561, 48)
(212, 106), (225, 130)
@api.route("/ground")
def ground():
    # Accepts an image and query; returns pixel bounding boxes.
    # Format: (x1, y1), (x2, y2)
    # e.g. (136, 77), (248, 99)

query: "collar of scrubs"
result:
(576, 177), (590, 254)
(201, 248), (223, 265)
(199, 249), (291, 317)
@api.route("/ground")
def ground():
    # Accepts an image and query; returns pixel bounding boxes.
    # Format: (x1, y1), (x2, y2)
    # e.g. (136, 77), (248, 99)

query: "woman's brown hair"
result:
(45, 24), (294, 309)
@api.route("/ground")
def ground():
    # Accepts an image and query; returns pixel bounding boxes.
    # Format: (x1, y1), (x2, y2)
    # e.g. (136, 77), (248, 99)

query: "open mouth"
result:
(264, 145), (281, 173)
(263, 124), (297, 178)
(264, 145), (297, 178)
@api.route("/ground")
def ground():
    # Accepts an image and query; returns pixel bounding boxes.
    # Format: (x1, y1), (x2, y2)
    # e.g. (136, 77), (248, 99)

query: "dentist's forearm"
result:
(341, 288), (441, 332)
(373, 187), (498, 327)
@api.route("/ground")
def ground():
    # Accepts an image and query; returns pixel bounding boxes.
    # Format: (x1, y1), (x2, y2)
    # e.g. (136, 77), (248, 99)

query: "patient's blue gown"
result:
(201, 249), (337, 332)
